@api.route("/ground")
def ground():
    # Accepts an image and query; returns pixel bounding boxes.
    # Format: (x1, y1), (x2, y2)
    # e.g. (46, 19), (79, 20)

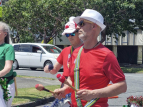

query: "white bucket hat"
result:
(62, 16), (77, 36)
(73, 9), (106, 31)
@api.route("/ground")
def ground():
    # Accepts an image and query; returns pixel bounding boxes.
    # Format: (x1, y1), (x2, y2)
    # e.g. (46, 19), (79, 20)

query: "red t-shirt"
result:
(57, 46), (72, 77)
(69, 43), (125, 107)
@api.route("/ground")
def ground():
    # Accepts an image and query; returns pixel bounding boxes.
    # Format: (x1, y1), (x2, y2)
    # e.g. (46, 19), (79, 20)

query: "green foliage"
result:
(121, 67), (143, 73)
(0, 78), (11, 101)
(1, 0), (143, 43)
(133, 0), (143, 30)
(19, 33), (35, 43)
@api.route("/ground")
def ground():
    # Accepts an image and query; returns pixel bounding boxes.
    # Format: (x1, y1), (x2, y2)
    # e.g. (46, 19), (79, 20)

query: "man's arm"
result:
(94, 80), (127, 97)
(44, 62), (62, 74)
(76, 80), (127, 101)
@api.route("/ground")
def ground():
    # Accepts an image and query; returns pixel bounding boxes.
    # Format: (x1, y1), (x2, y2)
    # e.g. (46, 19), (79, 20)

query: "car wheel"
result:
(13, 60), (19, 70)
(44, 60), (53, 67)
(30, 68), (37, 70)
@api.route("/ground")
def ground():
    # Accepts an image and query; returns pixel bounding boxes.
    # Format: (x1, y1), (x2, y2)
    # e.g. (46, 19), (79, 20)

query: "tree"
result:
(133, 0), (143, 30)
(60, 0), (143, 43)
(2, 0), (66, 43)
(2, 0), (36, 42)
(2, 0), (143, 43)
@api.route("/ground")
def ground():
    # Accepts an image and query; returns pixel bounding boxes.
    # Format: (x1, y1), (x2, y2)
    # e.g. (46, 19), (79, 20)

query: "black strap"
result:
(2, 75), (14, 84)
(2, 72), (17, 84)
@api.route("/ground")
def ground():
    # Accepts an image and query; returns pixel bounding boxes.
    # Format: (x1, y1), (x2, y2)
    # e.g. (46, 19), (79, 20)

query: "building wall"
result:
(101, 29), (143, 46)
(55, 35), (71, 45)
(55, 29), (143, 46)
(55, 29), (143, 64)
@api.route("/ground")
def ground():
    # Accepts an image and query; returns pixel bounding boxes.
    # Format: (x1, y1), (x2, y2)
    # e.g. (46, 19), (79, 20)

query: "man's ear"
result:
(92, 24), (96, 29)
(93, 24), (95, 28)
(4, 33), (7, 37)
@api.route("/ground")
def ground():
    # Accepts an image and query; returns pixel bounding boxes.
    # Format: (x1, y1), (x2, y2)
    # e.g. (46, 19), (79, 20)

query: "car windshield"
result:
(41, 45), (62, 53)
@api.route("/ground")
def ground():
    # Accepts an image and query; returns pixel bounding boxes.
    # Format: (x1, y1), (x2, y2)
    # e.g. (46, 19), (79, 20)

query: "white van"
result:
(12, 43), (62, 70)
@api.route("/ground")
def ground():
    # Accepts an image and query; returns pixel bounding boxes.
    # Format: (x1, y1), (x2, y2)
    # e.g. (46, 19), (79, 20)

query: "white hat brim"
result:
(74, 16), (106, 31)
(62, 28), (76, 36)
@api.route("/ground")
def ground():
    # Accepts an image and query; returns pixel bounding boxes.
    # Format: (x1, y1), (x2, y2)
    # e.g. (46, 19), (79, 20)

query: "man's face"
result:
(65, 30), (81, 46)
(77, 19), (93, 42)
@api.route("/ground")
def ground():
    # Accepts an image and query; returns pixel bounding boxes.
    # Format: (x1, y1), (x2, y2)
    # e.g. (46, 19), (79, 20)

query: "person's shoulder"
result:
(4, 43), (12, 46)
(95, 43), (113, 57)
(2, 44), (14, 53)
(98, 43), (112, 53)
(4, 43), (13, 48)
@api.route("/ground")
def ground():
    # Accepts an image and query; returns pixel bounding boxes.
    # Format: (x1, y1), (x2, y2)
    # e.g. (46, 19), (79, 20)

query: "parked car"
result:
(12, 43), (62, 70)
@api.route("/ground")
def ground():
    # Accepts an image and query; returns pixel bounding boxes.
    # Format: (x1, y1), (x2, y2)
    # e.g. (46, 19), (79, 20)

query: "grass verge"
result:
(121, 67), (143, 73)
(12, 85), (60, 106)
(16, 75), (55, 80)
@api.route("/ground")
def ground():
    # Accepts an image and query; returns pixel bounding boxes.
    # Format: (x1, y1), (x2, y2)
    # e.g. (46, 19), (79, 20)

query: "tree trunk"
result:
(44, 27), (47, 43)
(44, 34), (46, 43)
(34, 36), (37, 42)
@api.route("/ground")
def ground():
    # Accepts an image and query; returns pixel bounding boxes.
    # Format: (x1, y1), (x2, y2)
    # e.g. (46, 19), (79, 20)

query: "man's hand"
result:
(76, 89), (95, 101)
(44, 65), (51, 73)
(53, 88), (66, 99)
(44, 62), (62, 74)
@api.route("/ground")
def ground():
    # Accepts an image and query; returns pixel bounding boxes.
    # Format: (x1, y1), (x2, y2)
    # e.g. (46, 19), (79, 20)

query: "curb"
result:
(12, 97), (55, 107)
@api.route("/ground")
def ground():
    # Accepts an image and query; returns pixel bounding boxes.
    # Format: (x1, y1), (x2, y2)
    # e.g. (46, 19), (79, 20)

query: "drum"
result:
(50, 93), (71, 107)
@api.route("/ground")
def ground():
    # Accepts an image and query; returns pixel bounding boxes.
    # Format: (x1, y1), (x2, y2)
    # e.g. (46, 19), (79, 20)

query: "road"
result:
(15, 68), (62, 89)
(15, 68), (143, 107)
(15, 68), (63, 79)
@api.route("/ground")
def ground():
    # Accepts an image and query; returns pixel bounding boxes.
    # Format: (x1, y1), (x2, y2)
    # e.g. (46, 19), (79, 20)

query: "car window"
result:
(42, 45), (62, 53)
(13, 45), (20, 51)
(19, 45), (31, 52)
(32, 46), (42, 53)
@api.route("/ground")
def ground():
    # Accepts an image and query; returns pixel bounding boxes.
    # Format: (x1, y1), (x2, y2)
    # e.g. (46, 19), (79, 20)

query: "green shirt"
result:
(0, 43), (15, 84)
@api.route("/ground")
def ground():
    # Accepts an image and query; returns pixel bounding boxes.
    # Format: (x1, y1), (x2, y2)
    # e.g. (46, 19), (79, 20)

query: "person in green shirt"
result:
(0, 21), (16, 107)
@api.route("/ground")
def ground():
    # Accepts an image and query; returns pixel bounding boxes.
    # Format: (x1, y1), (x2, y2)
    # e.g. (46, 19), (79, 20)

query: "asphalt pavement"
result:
(12, 70), (143, 107)
(16, 77), (61, 89)
(37, 73), (143, 107)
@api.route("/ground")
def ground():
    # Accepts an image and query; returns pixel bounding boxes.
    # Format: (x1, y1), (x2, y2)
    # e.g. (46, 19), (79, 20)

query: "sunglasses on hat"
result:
(77, 20), (94, 27)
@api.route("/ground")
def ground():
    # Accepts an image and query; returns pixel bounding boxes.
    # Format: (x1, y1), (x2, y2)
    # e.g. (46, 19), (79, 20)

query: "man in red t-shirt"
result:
(44, 17), (83, 107)
(44, 16), (83, 77)
(54, 9), (127, 107)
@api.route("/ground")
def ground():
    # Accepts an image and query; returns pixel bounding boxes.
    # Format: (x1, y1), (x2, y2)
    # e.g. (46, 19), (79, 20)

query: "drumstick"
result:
(56, 74), (78, 92)
(35, 84), (54, 94)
